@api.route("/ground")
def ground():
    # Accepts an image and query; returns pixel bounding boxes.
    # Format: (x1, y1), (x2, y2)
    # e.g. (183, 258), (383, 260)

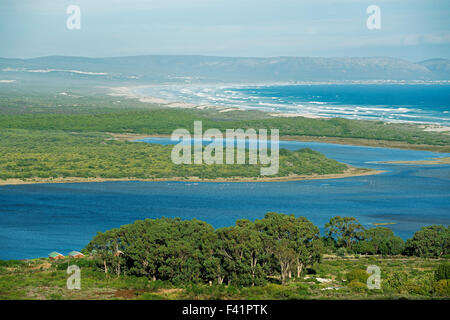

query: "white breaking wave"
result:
(308, 101), (326, 105)
(135, 84), (450, 126)
(3, 67), (108, 76)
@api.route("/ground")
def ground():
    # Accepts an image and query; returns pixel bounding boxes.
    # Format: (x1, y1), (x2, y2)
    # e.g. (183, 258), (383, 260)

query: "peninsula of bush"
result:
(0, 128), (381, 185)
(0, 88), (448, 185)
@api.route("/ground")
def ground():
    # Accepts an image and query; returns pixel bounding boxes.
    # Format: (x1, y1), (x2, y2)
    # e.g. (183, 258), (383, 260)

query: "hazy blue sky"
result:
(1, 0), (449, 61)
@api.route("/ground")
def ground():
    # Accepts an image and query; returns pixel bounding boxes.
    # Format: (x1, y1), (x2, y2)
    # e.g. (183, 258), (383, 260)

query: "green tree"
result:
(86, 217), (216, 282)
(354, 227), (404, 255)
(85, 228), (124, 275)
(404, 225), (450, 258)
(255, 212), (321, 284)
(292, 217), (322, 277)
(325, 216), (365, 249)
(215, 219), (267, 286)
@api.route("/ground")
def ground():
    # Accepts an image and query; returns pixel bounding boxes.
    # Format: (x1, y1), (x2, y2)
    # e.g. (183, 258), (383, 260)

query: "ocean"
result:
(136, 84), (450, 126)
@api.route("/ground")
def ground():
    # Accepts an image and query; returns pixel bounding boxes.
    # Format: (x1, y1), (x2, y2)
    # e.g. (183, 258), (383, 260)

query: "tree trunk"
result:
(103, 260), (108, 274)
(297, 263), (303, 278)
(280, 261), (290, 285)
(251, 255), (257, 286)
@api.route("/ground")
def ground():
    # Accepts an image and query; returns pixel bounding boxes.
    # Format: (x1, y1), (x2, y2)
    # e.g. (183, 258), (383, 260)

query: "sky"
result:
(0, 0), (449, 61)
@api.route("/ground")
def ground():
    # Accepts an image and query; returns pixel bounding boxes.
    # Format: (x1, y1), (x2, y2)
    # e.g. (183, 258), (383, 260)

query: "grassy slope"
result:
(0, 256), (447, 300)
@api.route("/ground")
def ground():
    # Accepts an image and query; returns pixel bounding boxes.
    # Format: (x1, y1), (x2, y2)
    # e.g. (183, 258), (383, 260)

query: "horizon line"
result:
(0, 54), (447, 64)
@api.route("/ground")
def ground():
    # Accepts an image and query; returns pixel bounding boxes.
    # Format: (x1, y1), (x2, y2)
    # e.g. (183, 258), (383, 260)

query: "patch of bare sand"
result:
(383, 157), (450, 165)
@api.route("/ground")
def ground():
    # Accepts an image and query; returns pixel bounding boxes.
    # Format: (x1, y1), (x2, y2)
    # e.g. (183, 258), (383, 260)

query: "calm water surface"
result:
(0, 139), (449, 259)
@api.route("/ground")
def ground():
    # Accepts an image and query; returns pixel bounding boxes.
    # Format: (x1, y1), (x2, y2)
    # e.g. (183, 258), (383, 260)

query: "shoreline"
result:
(108, 85), (320, 119)
(382, 157), (450, 165)
(107, 85), (450, 132)
(0, 167), (384, 186)
(111, 132), (450, 153)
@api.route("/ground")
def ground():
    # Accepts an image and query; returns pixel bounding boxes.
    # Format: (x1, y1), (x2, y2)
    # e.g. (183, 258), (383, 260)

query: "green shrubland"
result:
(0, 108), (449, 147)
(0, 129), (347, 180)
(0, 214), (448, 300)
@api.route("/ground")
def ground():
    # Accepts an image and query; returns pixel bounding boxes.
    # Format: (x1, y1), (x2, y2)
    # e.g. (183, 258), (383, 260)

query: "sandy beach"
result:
(108, 85), (450, 132)
(108, 86), (226, 111)
(382, 157), (450, 165)
(107, 85), (326, 118)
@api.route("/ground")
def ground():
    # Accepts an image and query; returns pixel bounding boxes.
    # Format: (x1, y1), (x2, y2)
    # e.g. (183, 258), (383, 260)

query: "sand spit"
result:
(0, 167), (383, 186)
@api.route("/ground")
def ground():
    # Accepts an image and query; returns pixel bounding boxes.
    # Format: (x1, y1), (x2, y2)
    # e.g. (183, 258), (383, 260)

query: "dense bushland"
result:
(0, 129), (348, 180)
(0, 213), (448, 299)
(84, 213), (449, 288)
(1, 108), (449, 146)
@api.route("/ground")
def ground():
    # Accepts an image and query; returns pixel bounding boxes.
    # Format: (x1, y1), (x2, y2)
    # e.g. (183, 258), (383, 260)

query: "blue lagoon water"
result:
(0, 139), (449, 260)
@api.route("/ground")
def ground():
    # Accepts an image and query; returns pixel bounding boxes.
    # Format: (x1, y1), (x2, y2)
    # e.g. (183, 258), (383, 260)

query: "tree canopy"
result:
(85, 214), (447, 287)
(325, 216), (365, 249)
(353, 227), (404, 255)
(86, 213), (322, 285)
(404, 225), (449, 258)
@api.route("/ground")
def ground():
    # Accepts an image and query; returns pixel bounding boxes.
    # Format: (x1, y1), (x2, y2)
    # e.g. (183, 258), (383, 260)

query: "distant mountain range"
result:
(1, 55), (449, 83)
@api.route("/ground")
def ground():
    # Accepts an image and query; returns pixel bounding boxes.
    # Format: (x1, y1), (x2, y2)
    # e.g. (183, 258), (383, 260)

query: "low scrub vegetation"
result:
(0, 129), (348, 181)
(0, 213), (448, 300)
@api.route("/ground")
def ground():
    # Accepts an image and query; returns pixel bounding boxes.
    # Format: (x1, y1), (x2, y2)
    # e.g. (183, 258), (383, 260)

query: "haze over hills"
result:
(418, 58), (450, 79)
(0, 55), (449, 83)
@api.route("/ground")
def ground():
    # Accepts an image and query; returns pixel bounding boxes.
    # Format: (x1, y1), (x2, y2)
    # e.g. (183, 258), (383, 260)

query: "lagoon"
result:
(0, 139), (449, 260)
